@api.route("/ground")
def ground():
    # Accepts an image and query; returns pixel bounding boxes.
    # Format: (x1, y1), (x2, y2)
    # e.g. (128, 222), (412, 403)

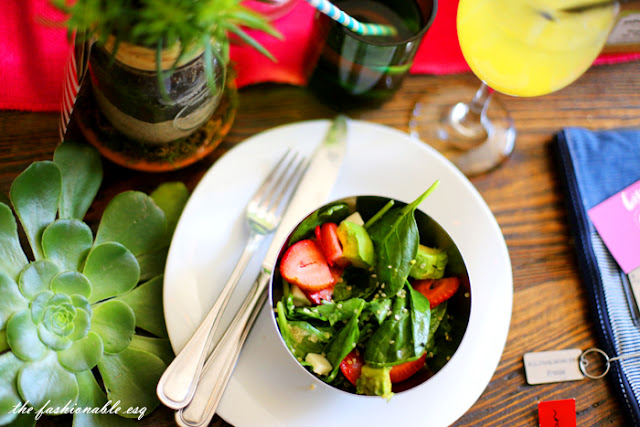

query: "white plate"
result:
(164, 119), (513, 427)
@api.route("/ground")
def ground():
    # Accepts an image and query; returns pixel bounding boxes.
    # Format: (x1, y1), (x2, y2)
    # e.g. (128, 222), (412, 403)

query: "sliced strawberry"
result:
(314, 223), (349, 267)
(412, 277), (460, 308)
(330, 265), (345, 282)
(389, 352), (427, 383)
(280, 239), (334, 292)
(340, 349), (364, 386)
(303, 284), (334, 304)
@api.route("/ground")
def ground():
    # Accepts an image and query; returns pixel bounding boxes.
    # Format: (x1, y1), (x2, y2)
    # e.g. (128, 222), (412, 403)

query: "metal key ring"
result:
(580, 348), (640, 379)
(579, 348), (610, 379)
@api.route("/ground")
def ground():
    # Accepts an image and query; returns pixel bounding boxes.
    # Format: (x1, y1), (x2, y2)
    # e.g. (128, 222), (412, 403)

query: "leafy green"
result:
(363, 295), (413, 367)
(407, 283), (431, 357)
(324, 300), (364, 382)
(288, 202), (351, 245)
(290, 298), (365, 327)
(368, 182), (439, 295)
(332, 266), (378, 302)
(276, 302), (331, 359)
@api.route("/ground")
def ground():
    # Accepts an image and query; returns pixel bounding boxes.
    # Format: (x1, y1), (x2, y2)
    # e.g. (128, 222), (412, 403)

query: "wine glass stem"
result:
(446, 82), (492, 149)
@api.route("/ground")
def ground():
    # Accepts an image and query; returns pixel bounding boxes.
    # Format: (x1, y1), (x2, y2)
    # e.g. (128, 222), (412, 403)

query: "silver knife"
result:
(175, 115), (349, 427)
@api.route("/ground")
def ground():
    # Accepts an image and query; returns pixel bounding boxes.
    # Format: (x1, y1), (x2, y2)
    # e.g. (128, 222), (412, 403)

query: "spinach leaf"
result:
(363, 297), (393, 325)
(291, 298), (365, 327)
(288, 202), (351, 245)
(367, 182), (439, 295)
(324, 299), (365, 382)
(407, 282), (431, 357)
(276, 301), (332, 359)
(363, 296), (414, 367)
(333, 266), (378, 301)
(427, 302), (447, 349)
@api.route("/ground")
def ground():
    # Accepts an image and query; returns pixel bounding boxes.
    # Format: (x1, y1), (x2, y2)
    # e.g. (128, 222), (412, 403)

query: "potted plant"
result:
(52, 0), (280, 171)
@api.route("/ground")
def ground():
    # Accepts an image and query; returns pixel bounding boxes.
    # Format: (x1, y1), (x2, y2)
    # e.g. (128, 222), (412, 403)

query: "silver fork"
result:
(157, 149), (307, 409)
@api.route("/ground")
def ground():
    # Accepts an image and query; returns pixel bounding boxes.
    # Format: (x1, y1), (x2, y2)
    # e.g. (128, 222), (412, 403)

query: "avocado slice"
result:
(290, 284), (312, 307)
(356, 364), (393, 400)
(409, 244), (448, 279)
(337, 220), (375, 268)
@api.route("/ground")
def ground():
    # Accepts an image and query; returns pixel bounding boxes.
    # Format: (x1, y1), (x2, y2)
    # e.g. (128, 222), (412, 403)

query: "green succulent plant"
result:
(0, 141), (189, 426)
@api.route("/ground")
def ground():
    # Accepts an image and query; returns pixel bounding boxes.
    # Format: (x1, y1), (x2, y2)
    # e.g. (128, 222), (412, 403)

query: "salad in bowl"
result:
(270, 182), (471, 399)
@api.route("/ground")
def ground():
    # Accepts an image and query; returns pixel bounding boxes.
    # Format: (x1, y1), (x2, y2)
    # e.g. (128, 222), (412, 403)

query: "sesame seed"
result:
(310, 384), (316, 390)
(464, 292), (470, 298)
(410, 259), (416, 264)
(381, 283), (385, 289)
(346, 285), (352, 291)
(352, 342), (356, 348)
(347, 359), (353, 365)
(376, 310), (381, 314)
(394, 314), (400, 320)
(420, 263), (426, 269)
(381, 293), (386, 297)
(337, 303), (343, 309)
(387, 265), (392, 269)
(389, 340), (395, 344)
(372, 274), (377, 278)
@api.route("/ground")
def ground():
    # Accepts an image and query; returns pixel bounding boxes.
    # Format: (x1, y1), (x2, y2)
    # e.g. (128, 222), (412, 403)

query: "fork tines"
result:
(248, 149), (308, 223)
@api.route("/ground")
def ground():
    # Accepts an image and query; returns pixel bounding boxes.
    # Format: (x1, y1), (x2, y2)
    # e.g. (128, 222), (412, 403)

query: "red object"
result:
(412, 277), (460, 309)
(280, 239), (334, 292)
(314, 223), (348, 267)
(340, 349), (364, 386)
(3, 0), (640, 112)
(302, 285), (334, 305)
(389, 352), (427, 383)
(538, 399), (576, 427)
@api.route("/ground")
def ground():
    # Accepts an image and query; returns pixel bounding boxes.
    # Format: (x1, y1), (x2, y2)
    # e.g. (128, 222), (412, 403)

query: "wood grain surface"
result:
(2, 60), (640, 426)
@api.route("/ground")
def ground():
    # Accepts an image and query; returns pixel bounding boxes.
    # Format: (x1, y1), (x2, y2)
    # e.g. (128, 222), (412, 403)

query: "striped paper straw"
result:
(305, 0), (398, 37)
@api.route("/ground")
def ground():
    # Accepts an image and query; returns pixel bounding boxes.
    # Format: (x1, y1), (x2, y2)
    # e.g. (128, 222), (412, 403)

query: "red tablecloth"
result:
(2, 0), (639, 112)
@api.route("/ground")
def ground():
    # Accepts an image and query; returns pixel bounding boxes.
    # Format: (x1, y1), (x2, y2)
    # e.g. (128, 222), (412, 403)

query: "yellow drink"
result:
(457, 0), (618, 97)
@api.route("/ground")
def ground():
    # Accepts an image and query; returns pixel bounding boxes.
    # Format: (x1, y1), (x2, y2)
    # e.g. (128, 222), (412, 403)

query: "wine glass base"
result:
(409, 84), (516, 176)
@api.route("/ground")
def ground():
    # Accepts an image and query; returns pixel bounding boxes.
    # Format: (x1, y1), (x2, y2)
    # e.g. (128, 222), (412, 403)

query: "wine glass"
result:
(409, 0), (619, 176)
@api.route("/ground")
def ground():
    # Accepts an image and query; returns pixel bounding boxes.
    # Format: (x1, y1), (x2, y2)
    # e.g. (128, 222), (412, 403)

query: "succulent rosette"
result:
(0, 142), (188, 426)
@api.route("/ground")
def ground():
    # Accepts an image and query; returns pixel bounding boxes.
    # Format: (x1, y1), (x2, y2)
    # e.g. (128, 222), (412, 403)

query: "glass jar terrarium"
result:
(76, 37), (237, 171)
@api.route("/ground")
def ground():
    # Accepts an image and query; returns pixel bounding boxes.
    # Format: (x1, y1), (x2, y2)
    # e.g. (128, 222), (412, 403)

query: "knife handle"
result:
(157, 232), (264, 409)
(176, 269), (271, 427)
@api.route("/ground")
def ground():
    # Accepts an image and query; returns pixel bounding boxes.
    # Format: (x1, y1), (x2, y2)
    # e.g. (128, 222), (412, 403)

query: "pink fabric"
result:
(2, 0), (639, 112)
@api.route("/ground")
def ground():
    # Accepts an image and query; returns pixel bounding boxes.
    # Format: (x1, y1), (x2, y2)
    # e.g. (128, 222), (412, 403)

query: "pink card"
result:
(588, 179), (640, 274)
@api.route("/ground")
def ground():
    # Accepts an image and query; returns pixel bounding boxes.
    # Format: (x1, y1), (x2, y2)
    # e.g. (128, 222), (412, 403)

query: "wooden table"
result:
(2, 60), (639, 426)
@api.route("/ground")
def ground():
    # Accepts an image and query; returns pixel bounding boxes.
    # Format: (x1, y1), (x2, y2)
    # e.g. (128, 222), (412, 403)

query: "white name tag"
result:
(523, 349), (584, 385)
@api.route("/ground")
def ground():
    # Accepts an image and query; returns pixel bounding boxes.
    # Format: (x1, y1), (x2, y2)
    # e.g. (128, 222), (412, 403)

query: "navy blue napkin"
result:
(554, 127), (640, 424)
